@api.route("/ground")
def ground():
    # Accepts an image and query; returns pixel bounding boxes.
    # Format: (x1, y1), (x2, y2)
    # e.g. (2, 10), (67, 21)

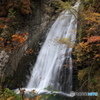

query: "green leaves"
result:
(8, 9), (16, 18)
(0, 88), (22, 100)
(90, 78), (98, 84)
(44, 85), (51, 90)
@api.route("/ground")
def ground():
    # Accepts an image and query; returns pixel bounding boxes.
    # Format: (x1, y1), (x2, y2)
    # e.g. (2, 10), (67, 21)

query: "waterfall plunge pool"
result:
(14, 88), (73, 100)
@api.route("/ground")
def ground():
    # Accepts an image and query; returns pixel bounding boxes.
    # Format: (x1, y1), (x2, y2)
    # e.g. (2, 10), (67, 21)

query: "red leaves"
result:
(0, 18), (11, 22)
(87, 36), (100, 43)
(7, 2), (14, 8)
(21, 0), (31, 5)
(83, 36), (100, 44)
(20, 0), (31, 15)
(21, 8), (30, 15)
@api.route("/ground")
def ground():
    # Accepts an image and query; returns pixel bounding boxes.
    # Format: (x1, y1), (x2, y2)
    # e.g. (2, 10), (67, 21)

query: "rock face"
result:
(0, 0), (58, 89)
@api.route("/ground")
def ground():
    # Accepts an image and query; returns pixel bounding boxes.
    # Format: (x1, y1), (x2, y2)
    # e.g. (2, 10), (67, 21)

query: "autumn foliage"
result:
(12, 33), (28, 44)
(74, 0), (100, 67)
(0, 0), (33, 51)
(83, 36), (100, 44)
(0, 33), (28, 50)
(74, 1), (100, 99)
(20, 0), (32, 15)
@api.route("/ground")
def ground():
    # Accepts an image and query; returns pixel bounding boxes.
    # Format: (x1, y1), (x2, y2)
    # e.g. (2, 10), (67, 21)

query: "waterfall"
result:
(26, 1), (80, 94)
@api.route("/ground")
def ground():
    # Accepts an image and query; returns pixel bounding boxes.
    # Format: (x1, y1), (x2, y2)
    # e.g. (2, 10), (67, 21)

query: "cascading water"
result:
(26, 0), (80, 94)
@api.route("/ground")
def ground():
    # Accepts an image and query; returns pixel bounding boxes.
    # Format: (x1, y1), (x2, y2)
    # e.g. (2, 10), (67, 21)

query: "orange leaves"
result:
(0, 38), (4, 41)
(24, 98), (30, 100)
(0, 24), (5, 29)
(0, 33), (28, 50)
(0, 38), (4, 47)
(7, 96), (14, 100)
(85, 36), (100, 44)
(0, 24), (7, 29)
(25, 49), (34, 54)
(24, 95), (42, 100)
(74, 0), (100, 70)
(12, 33), (28, 44)
(83, 35), (100, 44)
(79, 42), (92, 53)
(74, 35), (100, 64)
(34, 95), (42, 100)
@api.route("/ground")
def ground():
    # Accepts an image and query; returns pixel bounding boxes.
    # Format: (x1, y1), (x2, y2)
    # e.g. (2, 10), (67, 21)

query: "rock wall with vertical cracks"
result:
(0, 0), (59, 89)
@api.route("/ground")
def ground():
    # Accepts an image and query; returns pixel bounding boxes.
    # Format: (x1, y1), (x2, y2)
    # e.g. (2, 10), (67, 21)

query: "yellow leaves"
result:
(94, 54), (100, 58)
(84, 12), (100, 26)
(75, 42), (88, 51)
(30, 90), (35, 93)
(78, 3), (100, 65)
(30, 90), (37, 95)
(58, 38), (70, 44)
(74, 41), (93, 63)
(78, 42), (88, 47)
(83, 9), (100, 25)
(20, 89), (26, 94)
(35, 95), (42, 100)
(92, 12), (100, 17)
(81, 2), (100, 39)
(74, 35), (100, 64)
(58, 38), (74, 48)
(59, 38), (70, 42)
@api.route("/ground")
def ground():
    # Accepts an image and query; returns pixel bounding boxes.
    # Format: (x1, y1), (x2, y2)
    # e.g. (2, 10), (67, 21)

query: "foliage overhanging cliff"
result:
(73, 0), (100, 99)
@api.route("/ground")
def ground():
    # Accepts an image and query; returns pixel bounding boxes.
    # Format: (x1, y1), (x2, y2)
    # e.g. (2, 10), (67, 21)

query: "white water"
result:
(26, 1), (80, 94)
